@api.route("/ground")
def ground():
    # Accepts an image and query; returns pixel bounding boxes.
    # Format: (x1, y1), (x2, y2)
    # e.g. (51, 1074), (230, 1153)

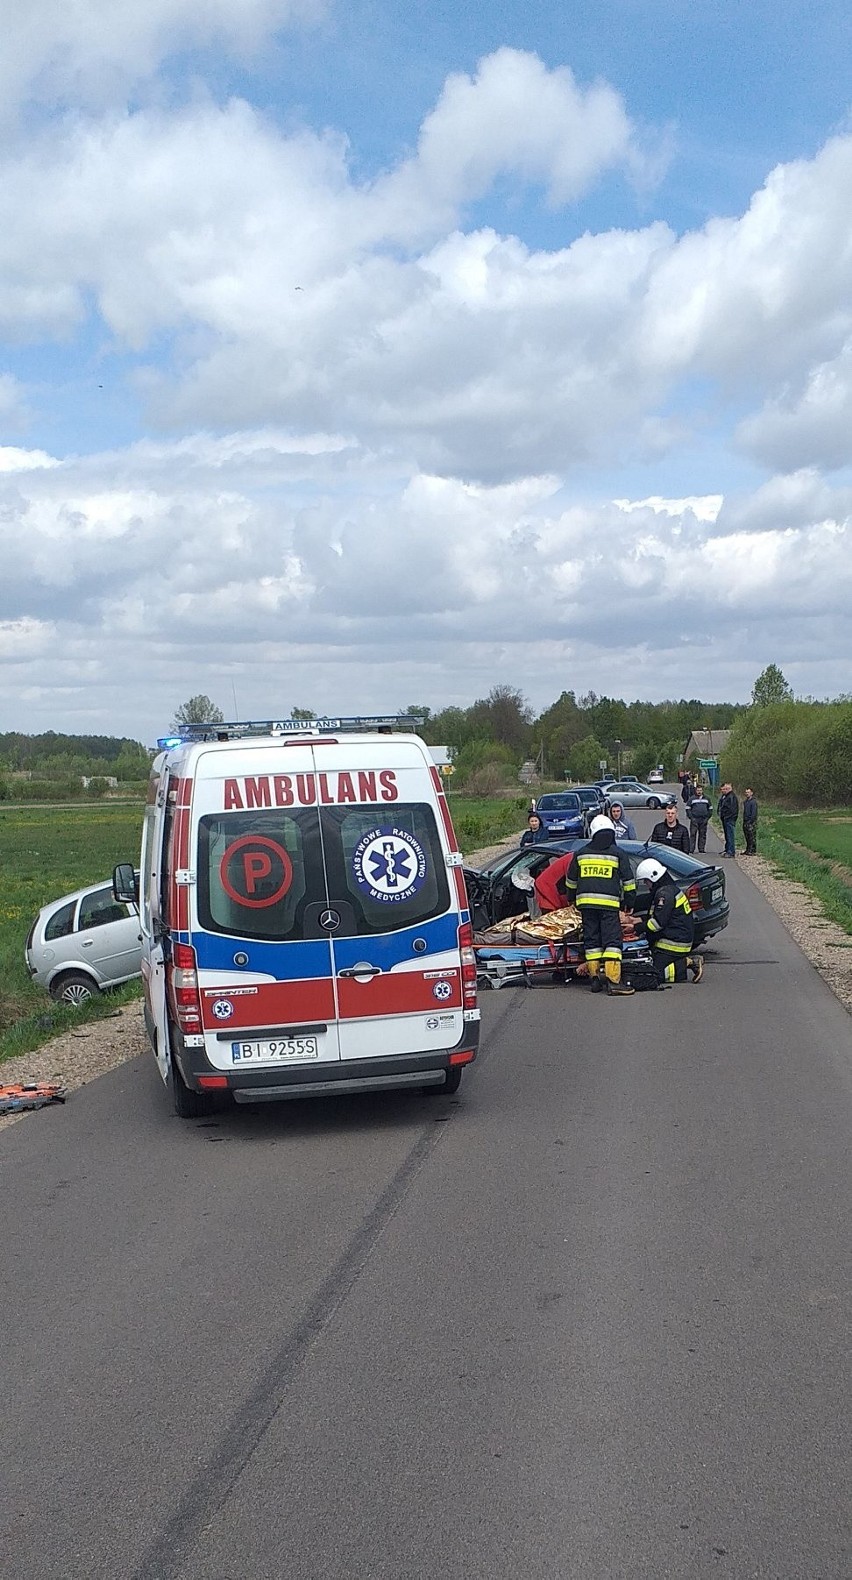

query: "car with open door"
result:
(465, 839), (728, 944)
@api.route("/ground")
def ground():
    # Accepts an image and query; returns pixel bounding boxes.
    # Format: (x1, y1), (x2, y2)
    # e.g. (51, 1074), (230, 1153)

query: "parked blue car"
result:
(532, 792), (586, 837)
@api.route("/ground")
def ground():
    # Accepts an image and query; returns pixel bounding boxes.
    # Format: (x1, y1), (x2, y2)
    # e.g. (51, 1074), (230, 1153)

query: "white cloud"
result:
(1, 446), (850, 736)
(0, 0), (325, 119)
(0, 443), (59, 473)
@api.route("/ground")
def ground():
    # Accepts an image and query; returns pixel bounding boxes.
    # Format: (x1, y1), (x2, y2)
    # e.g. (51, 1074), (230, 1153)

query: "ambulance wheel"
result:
(170, 1055), (216, 1118)
(425, 1065), (463, 1096)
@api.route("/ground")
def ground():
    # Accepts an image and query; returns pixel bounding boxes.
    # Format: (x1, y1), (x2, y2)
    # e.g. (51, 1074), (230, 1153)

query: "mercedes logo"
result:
(319, 909), (341, 932)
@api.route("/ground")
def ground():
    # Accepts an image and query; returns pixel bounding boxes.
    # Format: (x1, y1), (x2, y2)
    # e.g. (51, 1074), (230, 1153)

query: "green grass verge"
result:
(447, 794), (531, 854)
(756, 807), (852, 937)
(0, 803), (144, 1064)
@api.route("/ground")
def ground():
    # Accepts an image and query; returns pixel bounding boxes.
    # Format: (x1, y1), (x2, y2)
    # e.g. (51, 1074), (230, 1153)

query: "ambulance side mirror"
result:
(113, 863), (139, 904)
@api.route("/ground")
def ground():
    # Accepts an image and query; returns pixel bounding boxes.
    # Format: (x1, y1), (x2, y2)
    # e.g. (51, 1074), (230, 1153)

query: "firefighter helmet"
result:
(637, 857), (667, 885)
(589, 814), (615, 836)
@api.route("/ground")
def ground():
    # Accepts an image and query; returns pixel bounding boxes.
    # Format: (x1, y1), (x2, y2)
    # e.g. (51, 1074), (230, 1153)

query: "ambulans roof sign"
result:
(352, 827), (427, 904)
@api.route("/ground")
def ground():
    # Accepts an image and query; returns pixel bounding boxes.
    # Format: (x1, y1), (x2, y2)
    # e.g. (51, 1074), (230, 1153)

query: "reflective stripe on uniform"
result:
(576, 893), (620, 908)
(654, 937), (692, 953)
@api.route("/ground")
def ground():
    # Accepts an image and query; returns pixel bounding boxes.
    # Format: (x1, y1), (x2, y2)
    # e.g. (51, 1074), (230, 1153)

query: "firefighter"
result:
(563, 814), (637, 996)
(636, 857), (703, 984)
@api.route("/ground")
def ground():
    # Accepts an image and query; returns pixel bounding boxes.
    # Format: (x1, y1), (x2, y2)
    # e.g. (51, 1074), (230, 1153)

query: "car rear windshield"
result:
(197, 803), (450, 941)
(536, 794), (580, 811)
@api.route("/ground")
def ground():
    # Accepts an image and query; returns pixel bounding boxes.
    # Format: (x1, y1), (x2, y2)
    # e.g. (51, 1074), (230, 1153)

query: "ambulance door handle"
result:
(337, 965), (382, 978)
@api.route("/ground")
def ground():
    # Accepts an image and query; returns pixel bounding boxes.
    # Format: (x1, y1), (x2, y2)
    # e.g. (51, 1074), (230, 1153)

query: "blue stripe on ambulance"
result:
(331, 912), (461, 972)
(190, 934), (334, 978)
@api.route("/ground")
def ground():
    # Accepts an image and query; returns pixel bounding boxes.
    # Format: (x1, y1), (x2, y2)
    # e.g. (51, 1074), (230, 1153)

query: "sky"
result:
(2, 0), (852, 743)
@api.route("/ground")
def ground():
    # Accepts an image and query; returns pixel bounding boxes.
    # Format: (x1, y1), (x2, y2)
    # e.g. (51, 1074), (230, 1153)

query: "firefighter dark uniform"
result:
(564, 822), (636, 995)
(642, 869), (702, 983)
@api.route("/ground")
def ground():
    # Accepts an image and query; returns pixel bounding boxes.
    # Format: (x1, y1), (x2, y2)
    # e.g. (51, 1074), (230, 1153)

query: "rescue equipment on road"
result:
(0, 1081), (67, 1114)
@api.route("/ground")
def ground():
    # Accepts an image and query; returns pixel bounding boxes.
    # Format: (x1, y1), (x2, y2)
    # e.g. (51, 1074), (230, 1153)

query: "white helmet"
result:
(589, 814), (615, 836)
(637, 857), (667, 885)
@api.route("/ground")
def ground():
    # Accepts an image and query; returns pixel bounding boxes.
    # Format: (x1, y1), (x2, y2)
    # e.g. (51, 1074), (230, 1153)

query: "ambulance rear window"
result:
(197, 810), (323, 941)
(196, 803), (450, 940)
(321, 803), (449, 935)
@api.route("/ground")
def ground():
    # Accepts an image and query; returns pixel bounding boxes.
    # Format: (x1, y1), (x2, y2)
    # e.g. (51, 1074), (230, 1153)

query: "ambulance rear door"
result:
(315, 740), (465, 1062)
(188, 744), (342, 1072)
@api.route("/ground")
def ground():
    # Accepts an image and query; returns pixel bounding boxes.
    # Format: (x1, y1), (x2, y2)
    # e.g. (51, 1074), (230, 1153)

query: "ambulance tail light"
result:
(169, 942), (203, 1034)
(685, 883), (703, 911)
(458, 921), (478, 1009)
(449, 1048), (476, 1067)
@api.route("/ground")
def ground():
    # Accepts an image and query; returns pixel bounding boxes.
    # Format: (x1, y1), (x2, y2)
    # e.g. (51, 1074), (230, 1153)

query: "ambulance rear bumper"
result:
(174, 1026), (479, 1101)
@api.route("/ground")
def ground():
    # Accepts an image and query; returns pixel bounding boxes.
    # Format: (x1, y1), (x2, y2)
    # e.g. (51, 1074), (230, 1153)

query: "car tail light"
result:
(458, 921), (478, 1009)
(198, 1074), (229, 1090)
(685, 883), (703, 911)
(169, 941), (203, 1034)
(449, 1048), (476, 1067)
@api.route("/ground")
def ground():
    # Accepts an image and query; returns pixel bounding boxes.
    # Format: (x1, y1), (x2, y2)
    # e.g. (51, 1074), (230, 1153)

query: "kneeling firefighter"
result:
(636, 858), (703, 984)
(564, 814), (637, 996)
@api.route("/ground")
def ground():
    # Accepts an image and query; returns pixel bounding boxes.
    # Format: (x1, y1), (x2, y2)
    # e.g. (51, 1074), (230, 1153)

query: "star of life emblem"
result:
(432, 980), (453, 1001)
(211, 999), (234, 1020)
(352, 827), (427, 904)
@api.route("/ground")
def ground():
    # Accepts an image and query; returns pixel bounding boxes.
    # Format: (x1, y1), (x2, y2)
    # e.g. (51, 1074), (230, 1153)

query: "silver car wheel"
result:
(51, 973), (98, 1007)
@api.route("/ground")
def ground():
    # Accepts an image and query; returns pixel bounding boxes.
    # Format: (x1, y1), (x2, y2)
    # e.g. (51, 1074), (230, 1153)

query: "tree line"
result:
(2, 670), (848, 805)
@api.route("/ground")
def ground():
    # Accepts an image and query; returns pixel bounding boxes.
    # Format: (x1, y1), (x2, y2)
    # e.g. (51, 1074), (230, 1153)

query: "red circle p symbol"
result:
(219, 836), (293, 908)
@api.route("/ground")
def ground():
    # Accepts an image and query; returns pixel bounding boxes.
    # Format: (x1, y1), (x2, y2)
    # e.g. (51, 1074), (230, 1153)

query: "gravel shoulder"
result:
(3, 834), (848, 1132)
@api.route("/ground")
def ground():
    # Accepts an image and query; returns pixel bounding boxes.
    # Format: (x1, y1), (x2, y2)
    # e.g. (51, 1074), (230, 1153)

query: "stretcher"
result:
(475, 936), (657, 990)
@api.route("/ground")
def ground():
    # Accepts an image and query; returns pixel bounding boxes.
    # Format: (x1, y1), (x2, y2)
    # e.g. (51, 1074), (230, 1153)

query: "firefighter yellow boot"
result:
(605, 959), (634, 996)
(587, 961), (604, 993)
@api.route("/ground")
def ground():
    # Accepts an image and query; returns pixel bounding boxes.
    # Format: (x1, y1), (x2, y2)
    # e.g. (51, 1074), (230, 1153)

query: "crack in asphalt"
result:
(132, 991), (524, 1580)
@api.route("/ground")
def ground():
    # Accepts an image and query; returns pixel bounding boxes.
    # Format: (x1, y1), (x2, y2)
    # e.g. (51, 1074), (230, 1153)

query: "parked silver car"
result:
(25, 880), (142, 1005)
(604, 780), (677, 809)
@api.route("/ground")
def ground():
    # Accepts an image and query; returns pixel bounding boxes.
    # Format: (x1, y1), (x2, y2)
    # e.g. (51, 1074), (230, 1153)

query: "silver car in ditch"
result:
(25, 881), (142, 1005)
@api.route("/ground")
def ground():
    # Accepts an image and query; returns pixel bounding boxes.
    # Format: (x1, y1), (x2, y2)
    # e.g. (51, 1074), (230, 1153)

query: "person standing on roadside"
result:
(649, 801), (691, 852)
(742, 788), (759, 855)
(686, 784), (712, 853)
(520, 811), (544, 847)
(717, 782), (739, 858)
(608, 799), (637, 841)
(681, 774), (694, 805)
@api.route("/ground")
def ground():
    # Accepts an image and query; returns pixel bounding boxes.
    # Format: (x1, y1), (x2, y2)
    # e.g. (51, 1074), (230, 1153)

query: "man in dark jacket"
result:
(686, 786), (712, 852)
(561, 815), (637, 996)
(650, 802), (691, 852)
(636, 858), (703, 983)
(742, 788), (758, 854)
(717, 783), (739, 857)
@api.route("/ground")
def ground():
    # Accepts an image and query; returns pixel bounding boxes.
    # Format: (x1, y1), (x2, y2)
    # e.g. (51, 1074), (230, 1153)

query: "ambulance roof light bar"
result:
(157, 714), (424, 748)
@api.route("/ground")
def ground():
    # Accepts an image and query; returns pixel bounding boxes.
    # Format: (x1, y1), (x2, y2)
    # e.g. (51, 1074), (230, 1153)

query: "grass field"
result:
(758, 807), (852, 936)
(0, 803), (144, 1064)
(447, 794), (531, 852)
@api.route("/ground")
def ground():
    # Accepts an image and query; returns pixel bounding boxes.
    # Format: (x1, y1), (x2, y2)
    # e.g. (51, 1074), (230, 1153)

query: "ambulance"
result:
(113, 717), (479, 1117)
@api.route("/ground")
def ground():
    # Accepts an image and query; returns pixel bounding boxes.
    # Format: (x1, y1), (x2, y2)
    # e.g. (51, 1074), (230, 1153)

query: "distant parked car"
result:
(25, 880), (142, 1005)
(532, 792), (586, 838)
(647, 768), (665, 783)
(604, 780), (676, 810)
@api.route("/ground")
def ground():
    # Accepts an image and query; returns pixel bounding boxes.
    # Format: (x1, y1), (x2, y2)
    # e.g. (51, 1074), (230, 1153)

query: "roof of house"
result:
(684, 728), (731, 759)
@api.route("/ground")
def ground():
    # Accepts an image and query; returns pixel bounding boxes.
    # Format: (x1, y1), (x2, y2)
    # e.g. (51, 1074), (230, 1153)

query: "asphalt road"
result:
(2, 805), (851, 1580)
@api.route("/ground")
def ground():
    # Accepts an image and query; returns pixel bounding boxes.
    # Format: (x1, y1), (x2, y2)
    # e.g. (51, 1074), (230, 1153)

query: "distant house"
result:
(683, 729), (731, 765)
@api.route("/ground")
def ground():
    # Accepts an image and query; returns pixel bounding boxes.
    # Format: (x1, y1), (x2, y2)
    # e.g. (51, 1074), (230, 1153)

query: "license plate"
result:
(231, 1037), (318, 1062)
(710, 886), (722, 904)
